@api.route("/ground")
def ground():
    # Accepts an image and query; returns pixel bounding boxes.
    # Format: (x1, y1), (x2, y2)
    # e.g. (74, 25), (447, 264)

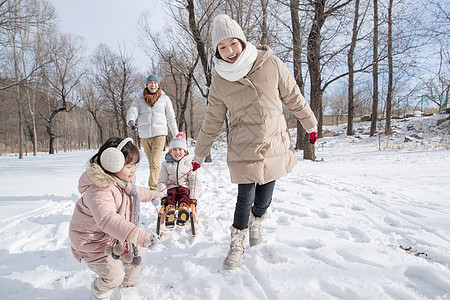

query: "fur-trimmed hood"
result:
(78, 160), (117, 194)
(70, 160), (160, 263)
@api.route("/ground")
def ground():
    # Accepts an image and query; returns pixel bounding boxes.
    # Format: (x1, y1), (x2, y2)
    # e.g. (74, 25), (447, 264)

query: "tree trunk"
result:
(260, 0), (269, 45)
(385, 0), (393, 135)
(370, 0), (379, 136)
(186, 0), (212, 162)
(46, 103), (65, 154)
(347, 0), (360, 136)
(290, 0), (311, 154)
(190, 93), (194, 138)
(186, 0), (212, 89)
(16, 84), (24, 159)
(306, 0), (327, 161)
(31, 87), (38, 155)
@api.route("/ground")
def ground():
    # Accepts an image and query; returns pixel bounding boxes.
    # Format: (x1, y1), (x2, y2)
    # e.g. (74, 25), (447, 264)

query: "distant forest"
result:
(1, 0), (448, 159)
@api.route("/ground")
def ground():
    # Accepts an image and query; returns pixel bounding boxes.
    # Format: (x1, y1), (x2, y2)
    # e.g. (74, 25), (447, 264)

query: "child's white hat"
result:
(169, 132), (187, 152)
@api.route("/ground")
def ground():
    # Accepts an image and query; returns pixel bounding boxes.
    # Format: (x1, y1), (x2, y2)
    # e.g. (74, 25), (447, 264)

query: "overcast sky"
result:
(49, 0), (166, 72)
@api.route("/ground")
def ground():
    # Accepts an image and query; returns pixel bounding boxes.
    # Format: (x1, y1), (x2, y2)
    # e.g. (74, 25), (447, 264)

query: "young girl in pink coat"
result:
(69, 137), (161, 300)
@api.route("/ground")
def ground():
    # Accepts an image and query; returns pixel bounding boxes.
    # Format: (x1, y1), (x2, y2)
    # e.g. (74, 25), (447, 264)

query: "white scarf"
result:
(214, 42), (258, 82)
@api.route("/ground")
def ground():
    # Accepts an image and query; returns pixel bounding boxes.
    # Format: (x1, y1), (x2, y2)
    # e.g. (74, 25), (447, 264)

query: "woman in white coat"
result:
(127, 75), (178, 190)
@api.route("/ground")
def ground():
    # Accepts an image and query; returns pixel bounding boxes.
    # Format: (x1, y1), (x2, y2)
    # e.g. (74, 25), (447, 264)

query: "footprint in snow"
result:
(403, 266), (450, 298)
(400, 209), (425, 218)
(351, 205), (366, 211)
(384, 216), (400, 227)
(311, 208), (329, 219)
(348, 226), (370, 243)
(276, 215), (291, 226)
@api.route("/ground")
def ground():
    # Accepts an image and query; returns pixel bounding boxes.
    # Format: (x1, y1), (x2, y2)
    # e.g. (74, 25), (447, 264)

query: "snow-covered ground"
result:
(0, 114), (449, 300)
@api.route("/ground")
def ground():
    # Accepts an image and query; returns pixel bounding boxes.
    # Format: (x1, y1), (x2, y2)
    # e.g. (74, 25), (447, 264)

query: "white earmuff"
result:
(100, 137), (134, 173)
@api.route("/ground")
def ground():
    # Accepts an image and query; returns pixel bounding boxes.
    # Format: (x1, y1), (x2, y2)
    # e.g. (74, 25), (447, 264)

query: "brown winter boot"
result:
(248, 211), (267, 247)
(223, 226), (248, 270)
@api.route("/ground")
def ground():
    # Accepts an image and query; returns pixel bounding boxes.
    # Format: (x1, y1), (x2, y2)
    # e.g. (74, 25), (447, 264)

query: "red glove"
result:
(192, 161), (201, 171)
(308, 131), (318, 144)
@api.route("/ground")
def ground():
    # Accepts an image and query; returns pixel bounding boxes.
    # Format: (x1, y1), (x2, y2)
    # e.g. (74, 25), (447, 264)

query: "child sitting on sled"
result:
(158, 132), (201, 228)
(69, 137), (162, 300)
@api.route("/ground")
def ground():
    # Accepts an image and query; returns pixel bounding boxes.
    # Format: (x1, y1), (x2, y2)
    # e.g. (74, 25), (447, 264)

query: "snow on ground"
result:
(0, 114), (449, 300)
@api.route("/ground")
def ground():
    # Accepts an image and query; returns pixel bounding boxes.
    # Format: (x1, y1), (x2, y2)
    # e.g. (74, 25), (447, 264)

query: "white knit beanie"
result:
(169, 132), (187, 153)
(211, 14), (246, 51)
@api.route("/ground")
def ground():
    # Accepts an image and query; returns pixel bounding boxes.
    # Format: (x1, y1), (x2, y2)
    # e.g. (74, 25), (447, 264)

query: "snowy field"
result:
(0, 115), (449, 300)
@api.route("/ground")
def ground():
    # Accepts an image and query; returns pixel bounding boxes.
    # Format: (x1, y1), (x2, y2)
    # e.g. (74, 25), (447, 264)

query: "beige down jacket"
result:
(194, 45), (318, 185)
(69, 161), (158, 262)
(158, 152), (202, 199)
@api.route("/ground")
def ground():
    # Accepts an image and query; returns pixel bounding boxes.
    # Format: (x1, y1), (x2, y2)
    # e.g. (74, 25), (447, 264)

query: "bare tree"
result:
(184, 0), (220, 91)
(162, 0), (223, 161)
(26, 1), (56, 155)
(378, 0), (436, 134)
(419, 0), (449, 113)
(421, 51), (449, 112)
(305, 0), (352, 160)
(347, 0), (368, 136)
(260, 0), (269, 45)
(41, 31), (85, 154)
(289, 0), (311, 157)
(5, 0), (27, 158)
(3, 0), (55, 158)
(139, 14), (200, 135)
(91, 44), (139, 138)
(324, 87), (347, 124)
(384, 0), (394, 135)
(79, 78), (105, 144)
(370, 0), (379, 136)
(0, 0), (51, 91)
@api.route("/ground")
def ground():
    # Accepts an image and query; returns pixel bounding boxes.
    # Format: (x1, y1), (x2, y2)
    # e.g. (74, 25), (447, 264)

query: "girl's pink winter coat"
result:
(69, 161), (158, 262)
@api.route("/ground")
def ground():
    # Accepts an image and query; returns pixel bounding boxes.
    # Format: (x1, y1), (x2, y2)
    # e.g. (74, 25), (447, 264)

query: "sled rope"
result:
(155, 168), (198, 213)
(159, 169), (193, 193)
(155, 169), (194, 214)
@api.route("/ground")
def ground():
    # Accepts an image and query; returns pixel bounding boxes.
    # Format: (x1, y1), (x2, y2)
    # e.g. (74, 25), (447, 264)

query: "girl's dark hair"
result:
(215, 38), (246, 60)
(91, 137), (140, 174)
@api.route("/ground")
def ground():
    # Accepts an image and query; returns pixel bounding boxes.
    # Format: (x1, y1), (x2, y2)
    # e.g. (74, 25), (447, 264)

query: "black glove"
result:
(129, 120), (138, 132)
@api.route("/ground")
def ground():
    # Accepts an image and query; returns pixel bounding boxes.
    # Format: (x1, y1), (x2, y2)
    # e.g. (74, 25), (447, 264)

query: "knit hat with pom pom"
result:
(211, 14), (246, 51)
(169, 132), (187, 152)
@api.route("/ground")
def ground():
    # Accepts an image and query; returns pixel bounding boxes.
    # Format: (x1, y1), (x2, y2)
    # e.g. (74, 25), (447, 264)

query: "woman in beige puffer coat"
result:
(192, 15), (318, 270)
